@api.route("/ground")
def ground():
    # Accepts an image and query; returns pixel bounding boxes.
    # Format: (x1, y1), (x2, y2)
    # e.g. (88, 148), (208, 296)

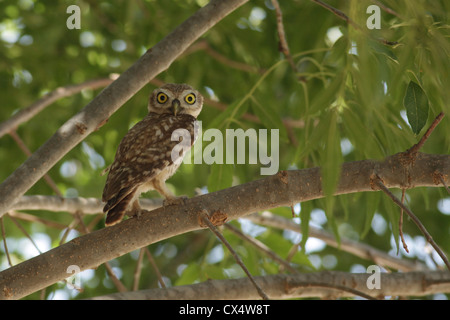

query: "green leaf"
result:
(403, 81), (429, 134)
(207, 163), (233, 192)
(321, 111), (342, 244)
(323, 35), (349, 68)
(368, 39), (398, 62)
(300, 202), (312, 251)
(383, 196), (400, 252)
(204, 265), (226, 280)
(207, 100), (249, 131)
(322, 111), (342, 199)
(309, 72), (345, 114)
(175, 263), (201, 286)
(361, 192), (381, 239)
(290, 249), (315, 270)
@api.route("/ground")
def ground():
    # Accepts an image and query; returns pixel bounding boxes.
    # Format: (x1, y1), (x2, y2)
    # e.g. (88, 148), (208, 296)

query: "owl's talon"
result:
(132, 210), (142, 219)
(163, 196), (188, 206)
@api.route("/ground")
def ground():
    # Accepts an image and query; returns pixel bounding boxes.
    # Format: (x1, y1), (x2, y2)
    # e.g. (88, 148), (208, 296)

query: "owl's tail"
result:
(104, 190), (136, 226)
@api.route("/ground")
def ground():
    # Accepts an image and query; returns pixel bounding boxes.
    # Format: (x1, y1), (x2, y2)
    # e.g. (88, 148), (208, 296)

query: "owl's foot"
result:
(163, 195), (188, 206)
(130, 209), (142, 219)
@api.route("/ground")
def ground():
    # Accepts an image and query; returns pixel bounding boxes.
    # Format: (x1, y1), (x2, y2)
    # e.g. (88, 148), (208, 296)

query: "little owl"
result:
(102, 83), (203, 226)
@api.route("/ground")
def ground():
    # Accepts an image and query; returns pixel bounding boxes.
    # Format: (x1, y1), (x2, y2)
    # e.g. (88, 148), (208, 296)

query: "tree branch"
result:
(0, 75), (119, 139)
(200, 210), (269, 300)
(8, 130), (62, 197)
(0, 0), (250, 218)
(9, 195), (428, 272)
(406, 112), (445, 155)
(11, 195), (162, 214)
(375, 177), (450, 270)
(0, 152), (447, 299)
(270, 0), (298, 77)
(88, 271), (450, 300)
(245, 211), (429, 272)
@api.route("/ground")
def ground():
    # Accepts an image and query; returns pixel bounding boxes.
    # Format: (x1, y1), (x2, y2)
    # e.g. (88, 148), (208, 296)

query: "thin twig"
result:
(440, 175), (450, 194)
(104, 262), (128, 293)
(311, 0), (398, 46)
(9, 130), (63, 197)
(144, 247), (166, 288)
(371, 0), (402, 19)
(375, 177), (450, 270)
(225, 223), (300, 274)
(9, 210), (68, 230)
(398, 189), (409, 254)
(280, 244), (301, 274)
(407, 112), (445, 155)
(246, 212), (430, 271)
(290, 205), (296, 218)
(133, 248), (145, 291)
(1, 217), (13, 267)
(73, 210), (90, 234)
(182, 40), (265, 74)
(8, 213), (42, 255)
(59, 219), (80, 245)
(311, 0), (360, 30)
(0, 75), (119, 139)
(200, 210), (269, 300)
(270, 0), (300, 79)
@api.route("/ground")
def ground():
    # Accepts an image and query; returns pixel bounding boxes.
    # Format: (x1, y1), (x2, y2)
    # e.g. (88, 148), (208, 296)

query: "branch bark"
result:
(11, 195), (162, 214)
(88, 271), (450, 300)
(10, 196), (429, 272)
(0, 0), (249, 218)
(0, 152), (448, 299)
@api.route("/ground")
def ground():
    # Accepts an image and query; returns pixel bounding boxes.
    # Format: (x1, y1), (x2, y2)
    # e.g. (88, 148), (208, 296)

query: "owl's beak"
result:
(171, 99), (180, 116)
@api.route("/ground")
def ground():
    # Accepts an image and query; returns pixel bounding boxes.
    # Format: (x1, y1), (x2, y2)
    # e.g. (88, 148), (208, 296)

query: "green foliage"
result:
(0, 0), (449, 299)
(403, 81), (429, 135)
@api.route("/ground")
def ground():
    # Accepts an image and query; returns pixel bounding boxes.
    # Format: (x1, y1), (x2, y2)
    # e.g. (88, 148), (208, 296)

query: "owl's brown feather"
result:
(102, 112), (197, 225)
(104, 190), (137, 226)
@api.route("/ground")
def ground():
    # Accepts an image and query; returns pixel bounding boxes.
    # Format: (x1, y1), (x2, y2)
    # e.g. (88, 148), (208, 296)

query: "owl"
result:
(102, 83), (203, 226)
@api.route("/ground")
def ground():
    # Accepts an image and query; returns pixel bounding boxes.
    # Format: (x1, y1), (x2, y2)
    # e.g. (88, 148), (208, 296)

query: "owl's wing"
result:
(102, 113), (197, 212)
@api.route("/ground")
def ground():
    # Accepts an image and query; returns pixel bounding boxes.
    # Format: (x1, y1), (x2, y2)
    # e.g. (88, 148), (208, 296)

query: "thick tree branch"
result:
(89, 271), (450, 300)
(0, 152), (447, 299)
(9, 195), (428, 272)
(0, 0), (249, 218)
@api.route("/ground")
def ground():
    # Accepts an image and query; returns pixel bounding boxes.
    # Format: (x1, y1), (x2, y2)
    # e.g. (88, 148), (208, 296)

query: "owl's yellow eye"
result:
(184, 93), (196, 105)
(156, 92), (168, 104)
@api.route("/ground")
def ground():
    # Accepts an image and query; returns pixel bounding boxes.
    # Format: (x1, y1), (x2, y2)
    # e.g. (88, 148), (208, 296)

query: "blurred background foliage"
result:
(0, 0), (449, 299)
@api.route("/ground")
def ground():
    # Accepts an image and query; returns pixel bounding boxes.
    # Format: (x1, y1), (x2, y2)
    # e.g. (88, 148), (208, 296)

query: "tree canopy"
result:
(0, 0), (449, 300)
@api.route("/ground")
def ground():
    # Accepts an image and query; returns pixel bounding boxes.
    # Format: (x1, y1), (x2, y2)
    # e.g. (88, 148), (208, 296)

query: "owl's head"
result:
(148, 83), (203, 118)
